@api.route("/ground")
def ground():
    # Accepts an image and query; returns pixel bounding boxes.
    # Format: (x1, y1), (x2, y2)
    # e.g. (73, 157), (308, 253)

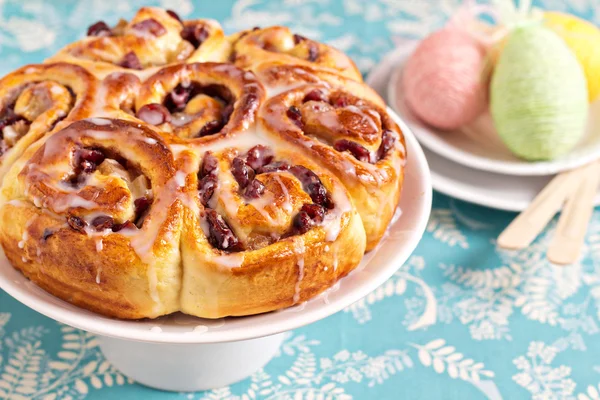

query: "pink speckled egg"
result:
(402, 27), (488, 131)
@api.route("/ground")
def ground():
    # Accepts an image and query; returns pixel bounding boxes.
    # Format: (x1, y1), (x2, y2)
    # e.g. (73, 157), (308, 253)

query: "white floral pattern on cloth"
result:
(2, 0), (600, 399)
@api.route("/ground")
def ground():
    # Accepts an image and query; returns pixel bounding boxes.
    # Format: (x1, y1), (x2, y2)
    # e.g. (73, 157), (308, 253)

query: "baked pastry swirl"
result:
(0, 63), (96, 184)
(47, 8), (230, 79)
(0, 8), (406, 319)
(231, 26), (363, 82)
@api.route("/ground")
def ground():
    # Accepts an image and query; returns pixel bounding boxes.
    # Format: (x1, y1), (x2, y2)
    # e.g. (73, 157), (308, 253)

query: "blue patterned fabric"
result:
(1, 1), (600, 399)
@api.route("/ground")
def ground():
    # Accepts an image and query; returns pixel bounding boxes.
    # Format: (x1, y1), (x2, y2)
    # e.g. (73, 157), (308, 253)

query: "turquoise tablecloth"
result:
(1, 1), (600, 399)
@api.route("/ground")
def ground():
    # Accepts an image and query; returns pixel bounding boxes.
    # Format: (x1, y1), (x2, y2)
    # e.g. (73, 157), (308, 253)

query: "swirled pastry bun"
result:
(230, 26), (362, 82)
(0, 7), (406, 320)
(47, 8), (230, 79)
(0, 119), (185, 319)
(179, 138), (366, 317)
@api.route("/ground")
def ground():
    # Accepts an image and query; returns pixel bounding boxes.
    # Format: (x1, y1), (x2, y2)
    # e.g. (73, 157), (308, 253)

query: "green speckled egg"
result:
(491, 24), (588, 161)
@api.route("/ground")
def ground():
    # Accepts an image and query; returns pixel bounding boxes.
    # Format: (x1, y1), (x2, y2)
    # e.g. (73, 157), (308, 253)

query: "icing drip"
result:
(293, 238), (306, 304)
(95, 237), (104, 252)
(211, 252), (245, 269)
(273, 175), (292, 212)
(322, 280), (341, 304)
(95, 267), (102, 284)
(322, 180), (352, 242)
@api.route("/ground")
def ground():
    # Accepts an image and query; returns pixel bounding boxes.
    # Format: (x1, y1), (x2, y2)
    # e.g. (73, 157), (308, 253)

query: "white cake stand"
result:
(0, 110), (432, 392)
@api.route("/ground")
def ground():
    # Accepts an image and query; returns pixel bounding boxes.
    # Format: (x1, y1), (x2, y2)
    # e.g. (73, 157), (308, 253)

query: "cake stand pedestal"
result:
(99, 333), (286, 391)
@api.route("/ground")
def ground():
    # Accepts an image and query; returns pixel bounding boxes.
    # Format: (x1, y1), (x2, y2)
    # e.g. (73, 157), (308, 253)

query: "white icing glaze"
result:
(273, 175), (292, 213)
(322, 280), (341, 304)
(95, 267), (102, 284)
(169, 144), (190, 157)
(345, 104), (381, 133)
(292, 238), (306, 304)
(211, 252), (245, 269)
(171, 113), (195, 127)
(95, 238), (104, 252)
(86, 117), (113, 126)
(143, 137), (158, 145)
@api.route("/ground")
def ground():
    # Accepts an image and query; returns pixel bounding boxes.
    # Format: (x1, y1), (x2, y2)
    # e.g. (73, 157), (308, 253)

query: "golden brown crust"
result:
(0, 7), (405, 320)
(257, 77), (406, 250)
(0, 119), (184, 319)
(46, 8), (230, 79)
(0, 63), (98, 184)
(230, 26), (363, 82)
(179, 142), (366, 317)
(134, 63), (266, 140)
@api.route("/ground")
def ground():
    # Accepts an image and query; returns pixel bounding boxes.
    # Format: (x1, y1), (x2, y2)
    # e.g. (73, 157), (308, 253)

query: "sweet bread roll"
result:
(0, 7), (405, 320)
(0, 63), (97, 184)
(230, 26), (362, 82)
(179, 137), (366, 317)
(0, 119), (185, 318)
(257, 65), (406, 250)
(134, 63), (265, 140)
(47, 7), (230, 79)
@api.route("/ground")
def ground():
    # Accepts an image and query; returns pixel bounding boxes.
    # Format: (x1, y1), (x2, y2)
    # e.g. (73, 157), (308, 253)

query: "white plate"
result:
(386, 42), (600, 177)
(367, 44), (600, 212)
(0, 109), (432, 344)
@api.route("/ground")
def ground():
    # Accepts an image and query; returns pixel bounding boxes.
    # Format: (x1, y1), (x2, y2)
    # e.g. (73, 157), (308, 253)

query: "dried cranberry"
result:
(168, 85), (191, 111)
(200, 151), (219, 177)
(181, 24), (209, 48)
(137, 103), (171, 125)
(204, 209), (241, 251)
(289, 165), (333, 209)
(80, 160), (96, 174)
(307, 182), (333, 209)
(221, 103), (234, 124)
(112, 220), (137, 232)
(92, 216), (114, 231)
(87, 21), (111, 37)
(200, 152), (218, 177)
(294, 203), (325, 234)
(334, 140), (372, 163)
(198, 174), (217, 206)
(42, 229), (54, 241)
(293, 34), (306, 44)
(0, 108), (23, 132)
(303, 89), (326, 103)
(134, 197), (151, 218)
(166, 9), (182, 23)
(79, 149), (106, 164)
(286, 106), (303, 129)
(245, 145), (274, 170)
(231, 157), (254, 188)
(67, 215), (87, 234)
(197, 120), (223, 137)
(332, 96), (349, 108)
(244, 179), (265, 199)
(131, 18), (166, 37)
(76, 148), (105, 174)
(377, 129), (396, 160)
(119, 52), (142, 70)
(257, 161), (290, 174)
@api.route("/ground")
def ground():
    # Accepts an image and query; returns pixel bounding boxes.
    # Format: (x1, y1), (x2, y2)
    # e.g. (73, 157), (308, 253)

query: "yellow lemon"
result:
(544, 11), (600, 102)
